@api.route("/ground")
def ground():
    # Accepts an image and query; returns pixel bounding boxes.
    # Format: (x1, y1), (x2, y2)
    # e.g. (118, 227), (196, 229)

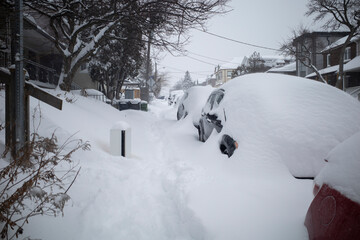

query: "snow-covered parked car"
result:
(196, 73), (360, 178)
(176, 85), (213, 121)
(305, 131), (360, 240)
(168, 90), (184, 106)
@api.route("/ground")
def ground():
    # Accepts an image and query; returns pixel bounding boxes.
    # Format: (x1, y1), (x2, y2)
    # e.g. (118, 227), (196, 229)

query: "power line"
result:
(196, 29), (281, 52)
(158, 63), (213, 77)
(185, 50), (229, 63)
(185, 50), (246, 66)
(183, 55), (218, 66)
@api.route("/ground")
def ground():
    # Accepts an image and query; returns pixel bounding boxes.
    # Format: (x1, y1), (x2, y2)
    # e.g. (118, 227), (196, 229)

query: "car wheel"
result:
(220, 134), (238, 157)
(198, 121), (205, 142)
(177, 104), (184, 120)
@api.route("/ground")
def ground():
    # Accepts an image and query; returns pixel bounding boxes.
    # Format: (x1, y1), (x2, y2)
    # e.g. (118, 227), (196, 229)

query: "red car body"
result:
(305, 184), (360, 240)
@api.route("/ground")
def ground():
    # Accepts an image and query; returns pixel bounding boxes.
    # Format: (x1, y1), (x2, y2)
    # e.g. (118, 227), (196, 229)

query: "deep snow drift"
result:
(1, 74), (359, 239)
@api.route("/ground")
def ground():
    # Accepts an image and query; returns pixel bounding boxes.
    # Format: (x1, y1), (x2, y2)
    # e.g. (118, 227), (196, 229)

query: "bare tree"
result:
(232, 64), (248, 78)
(281, 27), (327, 83)
(153, 71), (169, 97)
(232, 52), (272, 78)
(306, 0), (360, 89)
(25, 0), (229, 91)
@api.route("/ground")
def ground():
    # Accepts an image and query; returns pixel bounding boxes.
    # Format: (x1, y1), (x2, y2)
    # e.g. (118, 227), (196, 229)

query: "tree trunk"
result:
(310, 64), (327, 84)
(58, 57), (77, 91)
(115, 70), (126, 99)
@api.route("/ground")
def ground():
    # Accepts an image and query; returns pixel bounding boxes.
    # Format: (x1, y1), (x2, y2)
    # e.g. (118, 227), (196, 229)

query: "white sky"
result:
(158, 0), (322, 86)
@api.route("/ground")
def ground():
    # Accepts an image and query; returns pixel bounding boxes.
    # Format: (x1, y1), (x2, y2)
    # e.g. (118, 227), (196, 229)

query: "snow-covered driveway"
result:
(7, 94), (314, 240)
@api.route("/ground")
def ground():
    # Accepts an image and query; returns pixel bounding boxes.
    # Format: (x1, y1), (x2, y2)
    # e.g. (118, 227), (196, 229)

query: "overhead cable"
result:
(196, 29), (281, 52)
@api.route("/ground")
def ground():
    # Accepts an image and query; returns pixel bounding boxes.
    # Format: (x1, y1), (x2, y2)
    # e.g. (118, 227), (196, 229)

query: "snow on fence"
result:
(72, 89), (108, 102)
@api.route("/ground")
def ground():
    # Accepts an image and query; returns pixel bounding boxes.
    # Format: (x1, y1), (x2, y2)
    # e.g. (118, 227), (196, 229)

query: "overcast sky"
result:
(157, 0), (323, 89)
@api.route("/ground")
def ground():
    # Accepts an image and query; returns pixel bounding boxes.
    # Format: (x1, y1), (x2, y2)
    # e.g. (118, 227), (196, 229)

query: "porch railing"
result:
(23, 58), (59, 86)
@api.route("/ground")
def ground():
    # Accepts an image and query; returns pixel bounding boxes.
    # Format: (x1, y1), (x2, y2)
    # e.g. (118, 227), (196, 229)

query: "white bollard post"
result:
(110, 121), (131, 157)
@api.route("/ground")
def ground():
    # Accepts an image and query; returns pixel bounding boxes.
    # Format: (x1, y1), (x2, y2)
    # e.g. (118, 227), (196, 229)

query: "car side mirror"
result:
(206, 113), (218, 121)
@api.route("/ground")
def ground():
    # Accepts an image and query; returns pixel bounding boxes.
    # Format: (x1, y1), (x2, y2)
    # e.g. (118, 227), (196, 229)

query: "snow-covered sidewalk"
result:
(1, 92), (313, 239)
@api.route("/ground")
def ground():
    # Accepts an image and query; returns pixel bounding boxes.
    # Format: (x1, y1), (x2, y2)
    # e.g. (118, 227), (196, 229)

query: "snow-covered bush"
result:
(0, 127), (90, 239)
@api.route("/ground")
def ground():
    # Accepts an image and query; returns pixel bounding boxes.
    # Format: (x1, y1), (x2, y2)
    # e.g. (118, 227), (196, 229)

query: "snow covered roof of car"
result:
(215, 73), (360, 178)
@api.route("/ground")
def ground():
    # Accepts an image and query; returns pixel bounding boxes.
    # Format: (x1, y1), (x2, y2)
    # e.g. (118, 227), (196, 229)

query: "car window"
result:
(211, 90), (224, 110)
(203, 93), (216, 113)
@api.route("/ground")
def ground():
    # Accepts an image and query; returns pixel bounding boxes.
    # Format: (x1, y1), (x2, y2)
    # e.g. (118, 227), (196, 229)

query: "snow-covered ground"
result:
(1, 80), (345, 239)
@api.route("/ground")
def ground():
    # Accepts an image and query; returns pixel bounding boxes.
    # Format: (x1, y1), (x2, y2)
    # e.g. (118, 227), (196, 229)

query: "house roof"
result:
(306, 65), (339, 78)
(346, 86), (360, 99)
(322, 33), (360, 52)
(306, 56), (360, 77)
(293, 31), (349, 43)
(196, 77), (208, 84)
(267, 62), (296, 73)
(344, 56), (360, 72)
(218, 55), (292, 71)
(218, 57), (245, 70)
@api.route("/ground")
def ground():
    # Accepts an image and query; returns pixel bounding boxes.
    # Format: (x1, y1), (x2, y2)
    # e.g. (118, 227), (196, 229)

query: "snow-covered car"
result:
(196, 73), (360, 178)
(176, 85), (213, 121)
(168, 90), (184, 106)
(305, 131), (360, 240)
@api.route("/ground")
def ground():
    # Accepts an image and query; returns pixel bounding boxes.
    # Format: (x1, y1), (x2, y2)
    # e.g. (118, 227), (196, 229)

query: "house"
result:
(261, 55), (293, 69)
(267, 62), (296, 76)
(292, 31), (349, 78)
(0, 3), (98, 90)
(122, 80), (141, 99)
(214, 55), (293, 85)
(196, 75), (217, 87)
(1, 3), (61, 88)
(306, 34), (360, 89)
(214, 57), (245, 85)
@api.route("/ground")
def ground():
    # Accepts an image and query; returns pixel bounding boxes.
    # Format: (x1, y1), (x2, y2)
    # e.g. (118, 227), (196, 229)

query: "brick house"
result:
(292, 32), (349, 78)
(306, 34), (360, 89)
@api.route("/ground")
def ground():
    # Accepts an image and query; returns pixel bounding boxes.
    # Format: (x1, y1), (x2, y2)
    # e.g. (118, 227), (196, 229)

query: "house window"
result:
(227, 70), (232, 78)
(327, 54), (330, 67)
(344, 47), (351, 61)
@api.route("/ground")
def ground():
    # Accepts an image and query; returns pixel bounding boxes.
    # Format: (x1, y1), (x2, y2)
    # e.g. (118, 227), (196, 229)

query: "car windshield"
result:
(202, 93), (216, 113)
(212, 91), (224, 109)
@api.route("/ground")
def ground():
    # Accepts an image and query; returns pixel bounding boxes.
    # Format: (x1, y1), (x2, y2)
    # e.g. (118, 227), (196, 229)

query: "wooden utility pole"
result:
(141, 30), (151, 102)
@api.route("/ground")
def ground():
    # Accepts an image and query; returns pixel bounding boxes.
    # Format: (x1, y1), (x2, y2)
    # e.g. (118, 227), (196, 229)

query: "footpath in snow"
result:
(0, 91), (313, 240)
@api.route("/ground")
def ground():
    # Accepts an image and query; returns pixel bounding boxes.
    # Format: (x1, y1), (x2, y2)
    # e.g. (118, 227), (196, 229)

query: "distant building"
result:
(306, 33), (360, 90)
(196, 75), (217, 87)
(214, 57), (245, 85)
(267, 62), (296, 76)
(261, 55), (293, 69)
(292, 31), (349, 78)
(214, 55), (292, 85)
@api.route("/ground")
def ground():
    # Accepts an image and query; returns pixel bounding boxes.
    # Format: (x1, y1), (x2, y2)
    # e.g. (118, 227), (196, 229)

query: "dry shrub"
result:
(0, 121), (90, 239)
